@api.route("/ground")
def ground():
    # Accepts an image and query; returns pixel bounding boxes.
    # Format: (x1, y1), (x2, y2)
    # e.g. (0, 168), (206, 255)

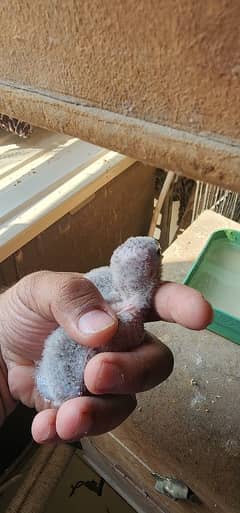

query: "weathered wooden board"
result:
(0, 128), (141, 265)
(82, 211), (240, 513)
(0, 159), (156, 285)
(0, 1), (239, 189)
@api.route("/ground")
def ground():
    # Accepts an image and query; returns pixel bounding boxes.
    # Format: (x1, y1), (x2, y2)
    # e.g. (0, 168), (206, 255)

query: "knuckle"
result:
(54, 274), (103, 315)
(17, 270), (50, 301)
(59, 275), (93, 301)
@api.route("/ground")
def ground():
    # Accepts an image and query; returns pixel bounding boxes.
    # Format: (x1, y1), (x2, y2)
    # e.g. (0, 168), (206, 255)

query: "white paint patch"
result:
(195, 353), (203, 366)
(191, 390), (207, 407)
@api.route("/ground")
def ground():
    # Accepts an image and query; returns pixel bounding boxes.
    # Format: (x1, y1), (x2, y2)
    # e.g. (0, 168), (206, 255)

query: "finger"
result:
(8, 364), (52, 411)
(55, 395), (136, 441)
(14, 271), (118, 348)
(31, 409), (58, 443)
(8, 365), (36, 407)
(85, 333), (173, 395)
(153, 282), (213, 330)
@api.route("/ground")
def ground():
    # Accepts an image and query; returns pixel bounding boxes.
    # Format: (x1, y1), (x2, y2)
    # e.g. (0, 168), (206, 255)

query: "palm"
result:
(1, 312), (58, 411)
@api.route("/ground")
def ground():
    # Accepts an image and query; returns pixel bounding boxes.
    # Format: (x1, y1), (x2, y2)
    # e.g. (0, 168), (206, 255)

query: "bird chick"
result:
(35, 236), (161, 406)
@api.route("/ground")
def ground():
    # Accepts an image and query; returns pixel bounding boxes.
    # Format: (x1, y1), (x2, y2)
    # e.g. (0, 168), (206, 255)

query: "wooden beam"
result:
(1, 82), (240, 192)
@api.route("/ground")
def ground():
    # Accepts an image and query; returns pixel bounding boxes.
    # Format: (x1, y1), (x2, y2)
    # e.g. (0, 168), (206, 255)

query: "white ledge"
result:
(0, 128), (134, 263)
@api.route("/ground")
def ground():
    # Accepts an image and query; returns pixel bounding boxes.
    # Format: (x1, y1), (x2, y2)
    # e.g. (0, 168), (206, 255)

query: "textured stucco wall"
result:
(1, 0), (239, 140)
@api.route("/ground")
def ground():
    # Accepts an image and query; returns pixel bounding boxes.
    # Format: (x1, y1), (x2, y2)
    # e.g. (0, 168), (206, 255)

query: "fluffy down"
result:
(35, 236), (161, 406)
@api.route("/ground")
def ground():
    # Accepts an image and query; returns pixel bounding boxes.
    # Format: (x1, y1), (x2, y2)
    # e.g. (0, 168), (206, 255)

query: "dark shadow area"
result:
(0, 404), (35, 475)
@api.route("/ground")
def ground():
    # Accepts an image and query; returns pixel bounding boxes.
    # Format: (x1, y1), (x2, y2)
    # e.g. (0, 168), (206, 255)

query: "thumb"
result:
(17, 271), (118, 347)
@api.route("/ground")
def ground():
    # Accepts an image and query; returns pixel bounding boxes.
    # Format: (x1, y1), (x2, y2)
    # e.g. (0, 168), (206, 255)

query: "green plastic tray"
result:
(184, 229), (240, 345)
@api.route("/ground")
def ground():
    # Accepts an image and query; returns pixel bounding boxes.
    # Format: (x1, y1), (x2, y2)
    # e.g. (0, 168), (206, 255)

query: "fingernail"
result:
(79, 310), (115, 334)
(94, 362), (125, 393)
(38, 423), (56, 444)
(73, 412), (92, 438)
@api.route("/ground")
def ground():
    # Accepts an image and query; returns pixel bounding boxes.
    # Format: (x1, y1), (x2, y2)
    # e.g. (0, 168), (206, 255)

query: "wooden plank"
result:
(12, 162), (156, 277)
(81, 439), (162, 513)
(148, 171), (175, 237)
(0, 135), (102, 223)
(0, 132), (135, 263)
(1, 84), (240, 192)
(159, 183), (174, 251)
(83, 211), (240, 513)
(6, 444), (74, 513)
(0, 128), (69, 179)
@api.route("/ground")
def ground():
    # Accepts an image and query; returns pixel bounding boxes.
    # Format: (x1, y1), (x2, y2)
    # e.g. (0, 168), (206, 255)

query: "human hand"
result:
(0, 271), (212, 443)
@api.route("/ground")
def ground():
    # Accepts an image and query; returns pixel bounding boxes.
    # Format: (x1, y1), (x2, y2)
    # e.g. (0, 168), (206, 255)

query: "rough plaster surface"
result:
(0, 0), (239, 140)
(1, 84), (240, 192)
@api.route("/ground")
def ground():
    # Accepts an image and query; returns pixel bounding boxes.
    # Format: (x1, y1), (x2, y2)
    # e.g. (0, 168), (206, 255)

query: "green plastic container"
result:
(184, 229), (240, 345)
